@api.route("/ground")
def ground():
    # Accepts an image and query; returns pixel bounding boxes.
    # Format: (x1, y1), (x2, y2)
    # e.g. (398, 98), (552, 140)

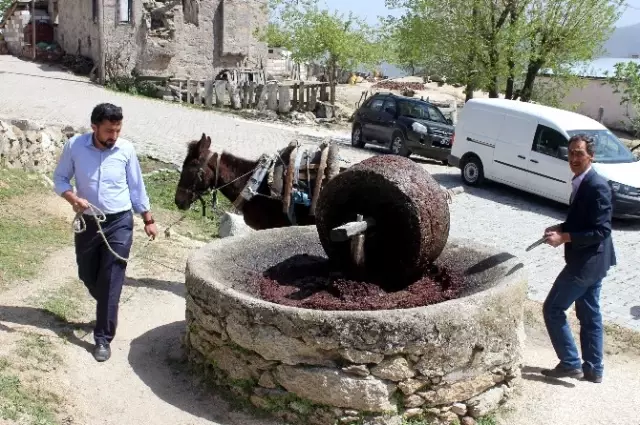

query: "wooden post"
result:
(597, 106), (604, 123)
(291, 84), (298, 110)
(267, 83), (278, 111)
(204, 80), (213, 108)
(449, 99), (457, 124)
(214, 80), (226, 107)
(186, 78), (192, 104)
(193, 80), (202, 106)
(177, 81), (183, 103)
(31, 0), (36, 60)
(278, 85), (291, 113)
(298, 81), (305, 111)
(319, 84), (327, 102)
(309, 86), (318, 112)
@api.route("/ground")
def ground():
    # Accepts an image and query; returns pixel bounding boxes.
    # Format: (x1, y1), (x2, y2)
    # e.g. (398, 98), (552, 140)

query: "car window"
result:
(427, 105), (447, 124)
(369, 98), (385, 111)
(533, 126), (569, 159)
(567, 129), (636, 164)
(382, 99), (397, 115)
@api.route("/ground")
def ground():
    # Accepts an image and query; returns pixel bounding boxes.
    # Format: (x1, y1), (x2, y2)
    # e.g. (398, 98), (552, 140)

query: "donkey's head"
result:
(174, 133), (217, 210)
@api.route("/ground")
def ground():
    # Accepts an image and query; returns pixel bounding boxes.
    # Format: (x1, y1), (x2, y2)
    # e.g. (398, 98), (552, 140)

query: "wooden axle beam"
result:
(330, 216), (376, 242)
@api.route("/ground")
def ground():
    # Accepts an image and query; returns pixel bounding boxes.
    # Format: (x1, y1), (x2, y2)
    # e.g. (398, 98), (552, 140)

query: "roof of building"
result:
(465, 98), (605, 131)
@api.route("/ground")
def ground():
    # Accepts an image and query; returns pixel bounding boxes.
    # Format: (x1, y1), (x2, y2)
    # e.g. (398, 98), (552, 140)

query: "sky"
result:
(320, 0), (640, 28)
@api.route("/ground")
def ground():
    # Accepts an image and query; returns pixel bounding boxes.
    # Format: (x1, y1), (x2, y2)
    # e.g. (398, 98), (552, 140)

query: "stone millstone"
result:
(315, 155), (450, 288)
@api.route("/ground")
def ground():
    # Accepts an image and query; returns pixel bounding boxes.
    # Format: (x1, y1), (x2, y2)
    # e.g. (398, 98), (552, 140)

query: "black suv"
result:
(351, 93), (455, 163)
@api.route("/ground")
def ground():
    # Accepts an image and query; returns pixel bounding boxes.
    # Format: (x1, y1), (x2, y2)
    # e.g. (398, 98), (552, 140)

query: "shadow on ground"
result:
(126, 277), (186, 298)
(521, 366), (576, 388)
(0, 305), (94, 352)
(128, 320), (279, 425)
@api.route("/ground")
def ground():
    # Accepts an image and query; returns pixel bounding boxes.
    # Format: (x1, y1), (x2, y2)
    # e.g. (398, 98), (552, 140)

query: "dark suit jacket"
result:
(560, 168), (617, 285)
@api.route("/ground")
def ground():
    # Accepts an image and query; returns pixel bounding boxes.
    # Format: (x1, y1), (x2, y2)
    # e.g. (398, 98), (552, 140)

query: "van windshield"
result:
(567, 130), (637, 164)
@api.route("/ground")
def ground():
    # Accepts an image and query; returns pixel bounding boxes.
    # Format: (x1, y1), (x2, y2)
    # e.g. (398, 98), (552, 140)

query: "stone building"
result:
(2, 0), (269, 79)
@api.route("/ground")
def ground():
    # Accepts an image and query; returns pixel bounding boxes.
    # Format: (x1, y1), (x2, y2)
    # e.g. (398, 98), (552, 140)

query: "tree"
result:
(386, 0), (623, 104)
(257, 0), (386, 104)
(0, 0), (13, 22)
(605, 61), (640, 137)
(385, 0), (505, 100)
(517, 0), (623, 101)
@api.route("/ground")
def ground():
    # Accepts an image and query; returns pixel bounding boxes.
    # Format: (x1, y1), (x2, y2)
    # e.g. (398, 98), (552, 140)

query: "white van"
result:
(448, 98), (640, 218)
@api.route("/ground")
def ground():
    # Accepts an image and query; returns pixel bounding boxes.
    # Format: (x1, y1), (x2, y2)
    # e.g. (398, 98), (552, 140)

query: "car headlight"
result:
(412, 122), (429, 135)
(609, 180), (638, 196)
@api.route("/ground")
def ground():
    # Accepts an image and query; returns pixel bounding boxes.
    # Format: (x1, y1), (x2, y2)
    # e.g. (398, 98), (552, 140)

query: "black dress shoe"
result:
(583, 370), (603, 383)
(93, 343), (111, 362)
(541, 364), (584, 379)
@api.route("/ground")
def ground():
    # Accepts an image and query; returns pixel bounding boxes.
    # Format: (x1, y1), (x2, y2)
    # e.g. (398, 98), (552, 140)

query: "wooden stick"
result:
(309, 145), (329, 216)
(350, 214), (366, 268)
(282, 146), (298, 213)
(330, 217), (375, 242)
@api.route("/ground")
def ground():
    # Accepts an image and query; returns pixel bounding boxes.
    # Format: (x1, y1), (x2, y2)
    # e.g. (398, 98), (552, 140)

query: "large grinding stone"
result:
(315, 155), (450, 287)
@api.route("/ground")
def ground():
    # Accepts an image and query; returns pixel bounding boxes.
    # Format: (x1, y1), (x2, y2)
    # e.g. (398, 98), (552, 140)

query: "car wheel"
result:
(461, 156), (484, 186)
(351, 125), (365, 148)
(390, 132), (410, 157)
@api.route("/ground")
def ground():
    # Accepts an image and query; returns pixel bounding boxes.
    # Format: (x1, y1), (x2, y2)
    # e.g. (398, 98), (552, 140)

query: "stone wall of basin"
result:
(183, 227), (529, 425)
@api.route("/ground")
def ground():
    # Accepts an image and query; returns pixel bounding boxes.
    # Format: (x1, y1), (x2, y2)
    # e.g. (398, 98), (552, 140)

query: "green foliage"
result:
(0, 370), (60, 425)
(385, 0), (624, 102)
(258, 0), (386, 102)
(605, 61), (640, 136)
(0, 0), (13, 22)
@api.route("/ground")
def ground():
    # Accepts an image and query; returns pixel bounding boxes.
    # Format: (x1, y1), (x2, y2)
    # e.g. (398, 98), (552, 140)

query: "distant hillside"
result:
(602, 23), (640, 57)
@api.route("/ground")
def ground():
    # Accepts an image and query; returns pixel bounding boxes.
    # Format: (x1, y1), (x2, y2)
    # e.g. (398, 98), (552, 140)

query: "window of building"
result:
(118, 0), (132, 23)
(92, 0), (98, 23)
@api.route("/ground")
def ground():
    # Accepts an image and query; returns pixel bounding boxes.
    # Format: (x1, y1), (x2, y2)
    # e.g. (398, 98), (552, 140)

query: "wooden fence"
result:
(137, 75), (335, 116)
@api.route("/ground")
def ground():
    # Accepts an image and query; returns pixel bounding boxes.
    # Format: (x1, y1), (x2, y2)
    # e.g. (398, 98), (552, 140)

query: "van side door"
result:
(526, 124), (573, 203)
(491, 113), (537, 189)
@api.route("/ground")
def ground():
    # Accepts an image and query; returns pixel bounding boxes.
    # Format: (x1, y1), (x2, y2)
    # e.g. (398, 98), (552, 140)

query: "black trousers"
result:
(74, 210), (133, 345)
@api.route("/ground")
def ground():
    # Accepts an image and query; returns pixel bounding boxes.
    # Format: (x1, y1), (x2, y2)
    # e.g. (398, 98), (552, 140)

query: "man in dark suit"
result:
(541, 134), (616, 384)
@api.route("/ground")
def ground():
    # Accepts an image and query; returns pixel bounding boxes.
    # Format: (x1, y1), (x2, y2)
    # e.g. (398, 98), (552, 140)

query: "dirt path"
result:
(1, 198), (639, 425)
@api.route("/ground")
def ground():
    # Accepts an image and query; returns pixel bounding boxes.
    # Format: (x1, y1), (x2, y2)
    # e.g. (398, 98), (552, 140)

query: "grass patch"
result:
(144, 167), (233, 241)
(15, 333), (64, 372)
(38, 281), (88, 323)
(0, 370), (61, 425)
(0, 169), (71, 286)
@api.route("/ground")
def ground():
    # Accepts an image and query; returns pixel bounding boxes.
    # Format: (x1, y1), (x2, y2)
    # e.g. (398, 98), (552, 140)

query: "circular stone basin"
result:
(184, 226), (527, 425)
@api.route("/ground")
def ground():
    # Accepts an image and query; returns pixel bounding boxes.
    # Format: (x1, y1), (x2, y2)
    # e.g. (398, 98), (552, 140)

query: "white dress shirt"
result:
(570, 166), (591, 204)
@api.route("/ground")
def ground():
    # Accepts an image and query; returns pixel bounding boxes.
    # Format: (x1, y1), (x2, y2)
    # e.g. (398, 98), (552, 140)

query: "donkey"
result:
(174, 133), (324, 230)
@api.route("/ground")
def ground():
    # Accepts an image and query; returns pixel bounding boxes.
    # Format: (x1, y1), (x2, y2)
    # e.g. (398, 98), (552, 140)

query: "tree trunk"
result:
(465, 82), (475, 102)
(504, 1), (518, 100)
(505, 58), (516, 99)
(519, 58), (545, 102)
(488, 46), (499, 98)
(328, 59), (337, 105)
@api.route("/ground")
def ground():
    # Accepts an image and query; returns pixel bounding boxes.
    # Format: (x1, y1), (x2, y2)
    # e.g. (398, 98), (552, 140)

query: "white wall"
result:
(538, 76), (638, 132)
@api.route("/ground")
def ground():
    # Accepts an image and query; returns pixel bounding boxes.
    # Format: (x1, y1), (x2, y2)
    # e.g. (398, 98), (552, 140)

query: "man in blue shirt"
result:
(53, 103), (158, 362)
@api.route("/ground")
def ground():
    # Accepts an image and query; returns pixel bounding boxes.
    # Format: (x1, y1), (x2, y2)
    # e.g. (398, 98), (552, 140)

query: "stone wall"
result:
(0, 119), (82, 173)
(183, 227), (528, 425)
(55, 0), (99, 61)
(54, 0), (269, 80)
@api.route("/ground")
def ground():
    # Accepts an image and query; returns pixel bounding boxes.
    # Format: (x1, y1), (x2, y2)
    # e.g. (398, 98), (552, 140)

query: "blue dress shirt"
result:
(53, 132), (151, 215)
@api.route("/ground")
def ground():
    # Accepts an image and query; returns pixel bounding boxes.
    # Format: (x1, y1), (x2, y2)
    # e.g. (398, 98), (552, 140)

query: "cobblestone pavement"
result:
(2, 56), (639, 332)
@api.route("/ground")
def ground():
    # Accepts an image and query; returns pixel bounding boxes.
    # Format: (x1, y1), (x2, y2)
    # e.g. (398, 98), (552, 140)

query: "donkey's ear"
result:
(199, 133), (211, 153)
